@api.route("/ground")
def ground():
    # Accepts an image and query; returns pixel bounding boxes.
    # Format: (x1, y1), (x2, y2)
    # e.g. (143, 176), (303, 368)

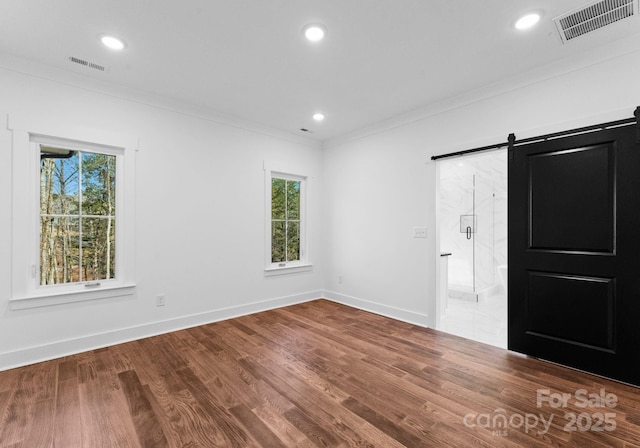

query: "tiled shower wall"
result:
(439, 150), (507, 295)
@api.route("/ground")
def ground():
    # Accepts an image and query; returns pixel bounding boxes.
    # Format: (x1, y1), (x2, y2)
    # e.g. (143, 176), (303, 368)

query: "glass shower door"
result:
(442, 170), (494, 299)
(441, 168), (474, 294)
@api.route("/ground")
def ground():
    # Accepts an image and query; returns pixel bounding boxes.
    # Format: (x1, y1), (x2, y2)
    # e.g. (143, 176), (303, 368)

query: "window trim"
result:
(36, 137), (120, 288)
(264, 163), (311, 275)
(8, 114), (137, 309)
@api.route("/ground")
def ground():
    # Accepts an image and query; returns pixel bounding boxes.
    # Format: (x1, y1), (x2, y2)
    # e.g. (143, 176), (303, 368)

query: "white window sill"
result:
(9, 284), (136, 310)
(264, 264), (313, 277)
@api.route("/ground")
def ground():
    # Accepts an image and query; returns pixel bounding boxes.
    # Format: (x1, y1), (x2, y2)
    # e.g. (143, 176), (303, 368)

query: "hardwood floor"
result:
(0, 299), (639, 447)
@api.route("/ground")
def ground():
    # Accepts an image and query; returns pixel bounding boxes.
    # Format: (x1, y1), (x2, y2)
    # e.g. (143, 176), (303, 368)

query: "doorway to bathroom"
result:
(436, 149), (507, 348)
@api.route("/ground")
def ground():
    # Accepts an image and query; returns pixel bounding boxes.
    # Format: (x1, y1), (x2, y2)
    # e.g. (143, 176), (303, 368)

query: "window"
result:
(271, 176), (301, 264)
(39, 144), (116, 286)
(265, 167), (310, 274)
(9, 115), (136, 309)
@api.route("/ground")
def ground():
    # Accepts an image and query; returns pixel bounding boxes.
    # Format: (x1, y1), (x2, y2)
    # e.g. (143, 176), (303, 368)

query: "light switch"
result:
(413, 227), (428, 238)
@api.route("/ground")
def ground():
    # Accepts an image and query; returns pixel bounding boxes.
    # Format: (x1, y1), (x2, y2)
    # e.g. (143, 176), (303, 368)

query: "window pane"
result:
(271, 221), (286, 263)
(37, 144), (120, 289)
(40, 150), (79, 216)
(270, 175), (304, 266)
(286, 180), (300, 220)
(81, 217), (116, 281)
(272, 178), (286, 220)
(82, 152), (116, 216)
(40, 217), (80, 285)
(287, 221), (300, 261)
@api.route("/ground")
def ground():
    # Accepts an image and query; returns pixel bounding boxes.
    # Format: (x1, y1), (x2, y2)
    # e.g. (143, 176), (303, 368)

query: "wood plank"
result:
(0, 363), (58, 447)
(250, 380), (316, 448)
(239, 352), (416, 447)
(57, 360), (77, 382)
(229, 403), (287, 448)
(174, 367), (257, 448)
(0, 389), (25, 446)
(342, 396), (431, 447)
(282, 407), (344, 448)
(53, 378), (83, 448)
(78, 362), (142, 448)
(19, 361), (57, 448)
(118, 370), (169, 448)
(142, 383), (220, 447)
(0, 299), (639, 448)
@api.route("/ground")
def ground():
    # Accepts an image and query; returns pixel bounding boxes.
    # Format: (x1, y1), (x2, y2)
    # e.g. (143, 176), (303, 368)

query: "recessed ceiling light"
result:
(313, 113), (325, 122)
(515, 13), (541, 30)
(303, 24), (326, 42)
(101, 35), (126, 50)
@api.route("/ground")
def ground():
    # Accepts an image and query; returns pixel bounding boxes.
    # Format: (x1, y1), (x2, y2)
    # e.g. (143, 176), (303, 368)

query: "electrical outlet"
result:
(156, 294), (166, 307)
(338, 275), (343, 284)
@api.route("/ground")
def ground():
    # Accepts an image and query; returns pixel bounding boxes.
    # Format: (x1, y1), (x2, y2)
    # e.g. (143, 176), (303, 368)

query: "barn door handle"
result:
(466, 226), (472, 240)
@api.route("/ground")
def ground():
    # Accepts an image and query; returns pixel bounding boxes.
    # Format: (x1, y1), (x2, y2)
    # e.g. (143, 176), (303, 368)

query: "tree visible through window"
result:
(40, 146), (116, 285)
(271, 177), (301, 263)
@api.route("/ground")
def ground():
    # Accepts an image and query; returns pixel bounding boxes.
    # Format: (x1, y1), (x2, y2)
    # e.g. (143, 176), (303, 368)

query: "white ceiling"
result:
(1, 0), (640, 142)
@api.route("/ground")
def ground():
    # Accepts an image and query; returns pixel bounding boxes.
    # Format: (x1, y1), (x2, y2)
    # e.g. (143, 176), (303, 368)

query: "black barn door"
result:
(508, 124), (640, 386)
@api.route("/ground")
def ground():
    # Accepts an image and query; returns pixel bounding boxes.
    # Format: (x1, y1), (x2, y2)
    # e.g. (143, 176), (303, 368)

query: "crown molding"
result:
(323, 32), (640, 150)
(0, 52), (322, 150)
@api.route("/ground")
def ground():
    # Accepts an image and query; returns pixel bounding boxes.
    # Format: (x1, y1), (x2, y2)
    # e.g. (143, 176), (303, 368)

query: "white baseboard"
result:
(322, 290), (431, 328)
(0, 290), (322, 371)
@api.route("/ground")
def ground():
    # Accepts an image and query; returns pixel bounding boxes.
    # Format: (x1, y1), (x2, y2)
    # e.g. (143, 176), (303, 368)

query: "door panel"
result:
(528, 144), (614, 253)
(509, 125), (640, 386)
(526, 271), (614, 351)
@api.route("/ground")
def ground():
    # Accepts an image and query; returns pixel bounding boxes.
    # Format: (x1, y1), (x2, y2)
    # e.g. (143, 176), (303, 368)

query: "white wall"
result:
(0, 64), (325, 370)
(323, 46), (640, 327)
(3, 40), (640, 370)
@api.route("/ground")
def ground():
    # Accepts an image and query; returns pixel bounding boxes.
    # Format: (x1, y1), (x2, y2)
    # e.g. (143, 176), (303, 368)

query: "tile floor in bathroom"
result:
(438, 292), (508, 349)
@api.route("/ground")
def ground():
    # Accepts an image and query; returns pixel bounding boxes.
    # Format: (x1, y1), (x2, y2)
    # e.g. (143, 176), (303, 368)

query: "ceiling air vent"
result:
(68, 56), (106, 72)
(553, 0), (638, 43)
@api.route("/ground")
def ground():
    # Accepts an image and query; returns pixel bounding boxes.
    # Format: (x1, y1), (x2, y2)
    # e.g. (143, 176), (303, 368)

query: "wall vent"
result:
(68, 56), (106, 72)
(553, 0), (638, 43)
